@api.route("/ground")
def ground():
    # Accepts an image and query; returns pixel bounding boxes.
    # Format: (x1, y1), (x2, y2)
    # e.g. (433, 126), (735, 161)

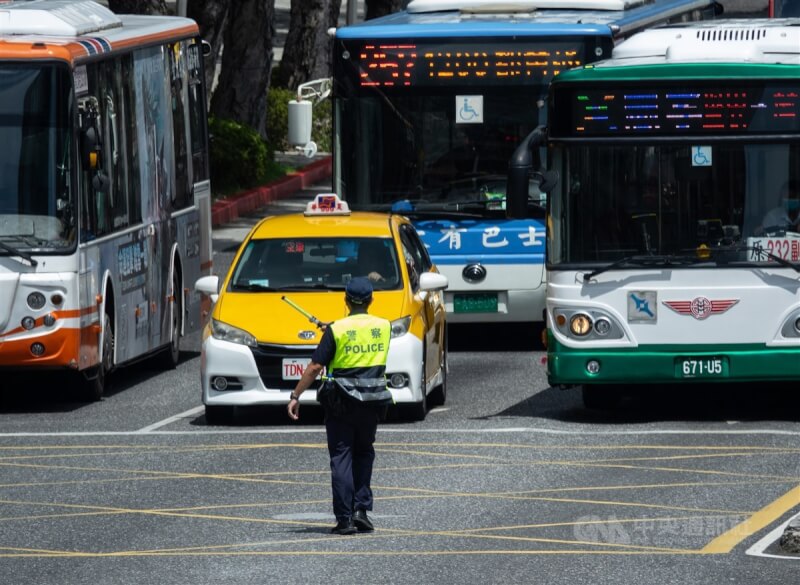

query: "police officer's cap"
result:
(345, 277), (373, 304)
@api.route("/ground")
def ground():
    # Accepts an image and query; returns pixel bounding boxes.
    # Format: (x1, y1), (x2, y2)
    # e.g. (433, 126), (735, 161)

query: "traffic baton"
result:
(281, 295), (326, 328)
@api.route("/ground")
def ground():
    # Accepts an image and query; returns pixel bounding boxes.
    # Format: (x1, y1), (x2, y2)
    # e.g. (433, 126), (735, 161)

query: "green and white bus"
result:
(510, 19), (800, 408)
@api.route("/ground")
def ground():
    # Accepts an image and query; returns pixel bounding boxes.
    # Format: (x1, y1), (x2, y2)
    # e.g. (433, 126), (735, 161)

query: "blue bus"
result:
(326, 0), (719, 325)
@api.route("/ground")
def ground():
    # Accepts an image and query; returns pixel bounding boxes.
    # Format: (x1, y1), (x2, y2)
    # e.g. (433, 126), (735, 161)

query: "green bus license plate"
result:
(454, 293), (498, 313)
(677, 357), (728, 379)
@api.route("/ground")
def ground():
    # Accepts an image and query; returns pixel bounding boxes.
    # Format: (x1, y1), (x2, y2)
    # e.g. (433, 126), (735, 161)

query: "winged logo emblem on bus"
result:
(662, 297), (739, 320)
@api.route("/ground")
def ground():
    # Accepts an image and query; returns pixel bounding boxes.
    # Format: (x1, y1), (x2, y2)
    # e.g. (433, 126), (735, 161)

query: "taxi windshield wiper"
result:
(583, 253), (698, 282)
(277, 283), (346, 291)
(0, 240), (38, 267)
(707, 244), (800, 273)
(232, 282), (277, 292)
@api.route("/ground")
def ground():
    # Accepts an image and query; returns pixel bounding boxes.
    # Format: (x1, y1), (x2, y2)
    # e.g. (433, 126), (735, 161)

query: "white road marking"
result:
(3, 426), (800, 437)
(134, 406), (205, 433)
(745, 511), (800, 561)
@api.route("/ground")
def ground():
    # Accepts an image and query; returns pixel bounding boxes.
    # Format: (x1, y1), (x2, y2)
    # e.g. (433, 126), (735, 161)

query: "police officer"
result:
(287, 277), (393, 535)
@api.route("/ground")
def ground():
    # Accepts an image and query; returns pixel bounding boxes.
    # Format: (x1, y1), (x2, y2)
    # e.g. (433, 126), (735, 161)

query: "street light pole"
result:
(346, 0), (358, 24)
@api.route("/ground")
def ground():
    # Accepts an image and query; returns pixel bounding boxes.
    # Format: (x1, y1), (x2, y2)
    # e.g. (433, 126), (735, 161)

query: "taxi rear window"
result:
(230, 238), (402, 292)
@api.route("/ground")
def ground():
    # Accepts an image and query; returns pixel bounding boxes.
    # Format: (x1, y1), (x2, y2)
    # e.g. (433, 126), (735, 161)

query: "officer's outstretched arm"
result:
(287, 361), (325, 421)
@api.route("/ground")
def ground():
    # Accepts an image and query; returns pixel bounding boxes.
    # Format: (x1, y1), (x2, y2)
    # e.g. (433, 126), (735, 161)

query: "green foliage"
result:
(208, 116), (283, 196)
(266, 87), (332, 154)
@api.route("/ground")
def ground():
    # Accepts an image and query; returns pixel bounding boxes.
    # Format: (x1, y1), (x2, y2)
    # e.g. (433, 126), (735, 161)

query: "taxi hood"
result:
(215, 290), (409, 346)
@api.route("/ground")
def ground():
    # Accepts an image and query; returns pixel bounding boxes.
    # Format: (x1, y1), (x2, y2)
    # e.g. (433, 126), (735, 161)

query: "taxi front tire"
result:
(405, 344), (428, 421)
(205, 404), (234, 425)
(428, 337), (447, 407)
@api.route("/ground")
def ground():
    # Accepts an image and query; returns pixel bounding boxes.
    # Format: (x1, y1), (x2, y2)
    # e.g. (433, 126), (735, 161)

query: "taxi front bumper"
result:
(201, 332), (424, 406)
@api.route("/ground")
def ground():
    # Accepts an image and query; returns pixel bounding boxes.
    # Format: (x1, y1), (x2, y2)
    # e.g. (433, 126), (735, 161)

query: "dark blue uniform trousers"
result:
(325, 407), (379, 522)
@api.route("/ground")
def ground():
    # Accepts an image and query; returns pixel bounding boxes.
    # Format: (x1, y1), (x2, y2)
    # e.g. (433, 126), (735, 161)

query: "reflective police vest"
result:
(328, 313), (392, 404)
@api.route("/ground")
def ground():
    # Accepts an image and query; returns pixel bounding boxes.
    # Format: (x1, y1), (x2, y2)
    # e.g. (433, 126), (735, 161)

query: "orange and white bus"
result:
(0, 0), (212, 398)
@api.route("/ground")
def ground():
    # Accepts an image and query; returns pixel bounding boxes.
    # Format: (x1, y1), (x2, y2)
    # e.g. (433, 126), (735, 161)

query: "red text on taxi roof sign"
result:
(304, 193), (351, 216)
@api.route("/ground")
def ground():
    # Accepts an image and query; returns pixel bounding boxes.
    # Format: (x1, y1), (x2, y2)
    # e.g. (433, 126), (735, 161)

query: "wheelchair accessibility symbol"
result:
(456, 95), (483, 124)
(692, 145), (712, 167)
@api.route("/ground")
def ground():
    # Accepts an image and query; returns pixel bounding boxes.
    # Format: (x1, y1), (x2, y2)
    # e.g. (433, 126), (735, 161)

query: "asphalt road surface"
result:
(2, 175), (800, 584)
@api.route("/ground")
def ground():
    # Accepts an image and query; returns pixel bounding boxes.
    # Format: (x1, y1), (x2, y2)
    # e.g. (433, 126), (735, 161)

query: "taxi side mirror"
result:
(419, 272), (448, 292)
(195, 275), (220, 303)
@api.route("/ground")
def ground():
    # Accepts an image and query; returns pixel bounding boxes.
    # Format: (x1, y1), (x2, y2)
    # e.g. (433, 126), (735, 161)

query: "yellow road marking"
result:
(1, 440), (797, 559)
(0, 549), (700, 558)
(701, 483), (800, 553)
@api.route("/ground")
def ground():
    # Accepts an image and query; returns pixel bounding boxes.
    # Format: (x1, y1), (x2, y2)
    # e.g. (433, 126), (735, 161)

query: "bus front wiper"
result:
(0, 240), (38, 267)
(583, 254), (697, 282)
(707, 244), (800, 273)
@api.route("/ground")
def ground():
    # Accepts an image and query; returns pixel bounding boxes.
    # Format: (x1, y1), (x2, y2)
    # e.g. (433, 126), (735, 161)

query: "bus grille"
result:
(696, 28), (767, 42)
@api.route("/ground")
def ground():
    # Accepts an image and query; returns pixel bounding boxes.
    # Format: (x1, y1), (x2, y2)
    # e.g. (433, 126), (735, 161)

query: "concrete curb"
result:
(779, 515), (800, 554)
(210, 155), (332, 227)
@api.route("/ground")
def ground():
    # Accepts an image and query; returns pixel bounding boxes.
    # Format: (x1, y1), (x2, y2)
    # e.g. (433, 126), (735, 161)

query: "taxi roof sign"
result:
(304, 193), (351, 216)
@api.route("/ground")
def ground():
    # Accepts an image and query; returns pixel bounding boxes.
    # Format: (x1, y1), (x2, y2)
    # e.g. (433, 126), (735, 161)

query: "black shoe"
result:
(353, 509), (374, 532)
(331, 518), (356, 535)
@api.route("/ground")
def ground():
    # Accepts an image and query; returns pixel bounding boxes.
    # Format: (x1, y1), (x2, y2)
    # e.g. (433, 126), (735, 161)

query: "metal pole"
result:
(346, 0), (358, 24)
(177, 0), (187, 17)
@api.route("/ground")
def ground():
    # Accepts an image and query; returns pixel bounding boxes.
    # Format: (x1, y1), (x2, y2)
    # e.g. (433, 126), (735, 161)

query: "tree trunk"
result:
(274, 0), (341, 90)
(107, 0), (169, 14)
(210, 0), (275, 140)
(365, 0), (406, 20)
(187, 0), (229, 105)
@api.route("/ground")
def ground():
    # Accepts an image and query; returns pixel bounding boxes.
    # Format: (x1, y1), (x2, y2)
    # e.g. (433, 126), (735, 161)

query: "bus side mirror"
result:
(507, 126), (546, 218)
(534, 170), (559, 194)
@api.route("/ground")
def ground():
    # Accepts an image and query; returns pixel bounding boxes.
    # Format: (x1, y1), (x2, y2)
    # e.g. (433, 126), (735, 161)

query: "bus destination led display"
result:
(346, 41), (584, 88)
(555, 84), (800, 136)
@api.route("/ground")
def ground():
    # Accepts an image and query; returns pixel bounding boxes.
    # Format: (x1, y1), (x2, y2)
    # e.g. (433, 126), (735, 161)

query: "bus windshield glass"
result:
(0, 63), (74, 251)
(549, 142), (800, 267)
(335, 38), (594, 215)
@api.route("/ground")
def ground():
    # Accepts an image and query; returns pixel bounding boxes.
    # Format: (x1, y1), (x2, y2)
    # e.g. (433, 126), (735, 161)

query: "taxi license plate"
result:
(454, 293), (498, 313)
(282, 358), (312, 380)
(676, 357), (728, 379)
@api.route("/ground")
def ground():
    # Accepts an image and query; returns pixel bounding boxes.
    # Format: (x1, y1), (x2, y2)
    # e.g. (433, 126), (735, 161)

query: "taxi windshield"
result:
(230, 237), (402, 292)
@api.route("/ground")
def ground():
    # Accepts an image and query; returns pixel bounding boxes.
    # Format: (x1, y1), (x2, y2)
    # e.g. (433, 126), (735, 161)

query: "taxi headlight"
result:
(390, 316), (411, 338)
(211, 319), (257, 347)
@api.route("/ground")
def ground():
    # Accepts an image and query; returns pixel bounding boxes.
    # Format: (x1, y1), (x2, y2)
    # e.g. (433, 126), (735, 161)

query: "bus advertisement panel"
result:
(331, 0), (719, 324)
(0, 0), (211, 399)
(529, 20), (800, 408)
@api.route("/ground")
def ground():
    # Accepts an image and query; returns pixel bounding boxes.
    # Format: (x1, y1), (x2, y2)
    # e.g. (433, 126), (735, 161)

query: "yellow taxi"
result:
(195, 194), (449, 423)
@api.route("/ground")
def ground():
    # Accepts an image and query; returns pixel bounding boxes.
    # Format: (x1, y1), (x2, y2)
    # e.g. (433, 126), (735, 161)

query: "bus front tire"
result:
(81, 312), (114, 401)
(158, 270), (182, 370)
